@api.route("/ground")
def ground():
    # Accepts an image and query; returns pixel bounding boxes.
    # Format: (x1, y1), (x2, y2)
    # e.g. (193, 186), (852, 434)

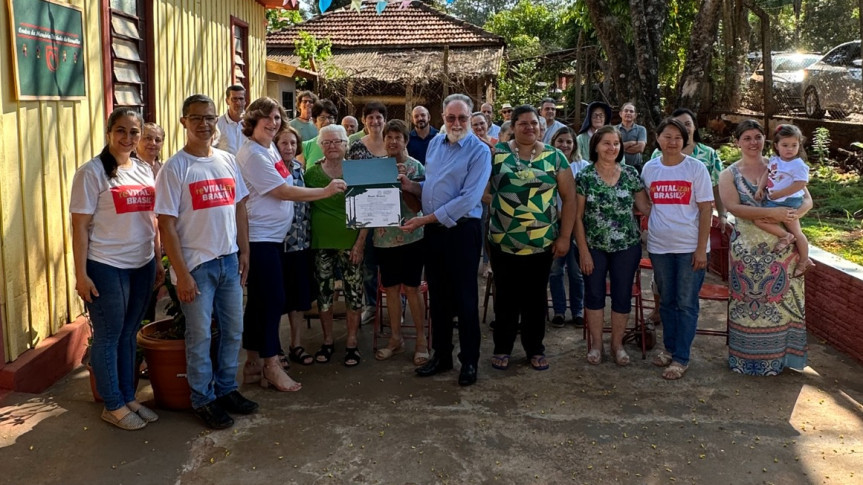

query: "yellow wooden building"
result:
(0, 0), (271, 392)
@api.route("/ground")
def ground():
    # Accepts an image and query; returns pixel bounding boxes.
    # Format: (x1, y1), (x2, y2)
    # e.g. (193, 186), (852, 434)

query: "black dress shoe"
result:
(415, 354), (453, 377)
(216, 390), (259, 415)
(458, 363), (478, 386)
(193, 401), (234, 429)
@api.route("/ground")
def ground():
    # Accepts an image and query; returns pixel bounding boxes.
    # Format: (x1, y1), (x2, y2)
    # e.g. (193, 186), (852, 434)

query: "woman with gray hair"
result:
(306, 124), (369, 366)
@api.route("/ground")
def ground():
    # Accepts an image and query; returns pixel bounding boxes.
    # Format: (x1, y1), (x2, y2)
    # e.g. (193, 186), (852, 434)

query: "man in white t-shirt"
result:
(155, 94), (256, 429)
(213, 84), (246, 155)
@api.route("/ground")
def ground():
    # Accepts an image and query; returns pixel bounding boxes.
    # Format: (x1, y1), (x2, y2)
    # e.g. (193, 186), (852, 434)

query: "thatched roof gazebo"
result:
(267, 0), (505, 124)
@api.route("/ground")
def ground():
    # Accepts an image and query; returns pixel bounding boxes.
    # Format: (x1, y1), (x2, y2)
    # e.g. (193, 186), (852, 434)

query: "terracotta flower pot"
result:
(136, 319), (191, 410)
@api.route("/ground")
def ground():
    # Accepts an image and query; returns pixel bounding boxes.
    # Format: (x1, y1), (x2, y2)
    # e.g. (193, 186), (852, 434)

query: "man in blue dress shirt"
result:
(399, 94), (492, 386)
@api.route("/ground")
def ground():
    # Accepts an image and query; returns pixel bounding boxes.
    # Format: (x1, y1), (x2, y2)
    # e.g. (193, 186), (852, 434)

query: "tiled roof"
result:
(269, 47), (503, 82)
(267, 0), (504, 49)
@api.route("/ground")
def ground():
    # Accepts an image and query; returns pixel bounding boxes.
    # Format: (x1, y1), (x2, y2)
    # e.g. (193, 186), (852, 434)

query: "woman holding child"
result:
(718, 120), (813, 376)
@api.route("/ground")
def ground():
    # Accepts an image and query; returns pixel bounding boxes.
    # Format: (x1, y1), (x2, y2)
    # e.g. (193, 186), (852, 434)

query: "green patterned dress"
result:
(488, 143), (569, 254)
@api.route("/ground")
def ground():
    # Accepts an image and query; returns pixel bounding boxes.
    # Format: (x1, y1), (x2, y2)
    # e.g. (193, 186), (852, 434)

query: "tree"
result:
(266, 8), (304, 32)
(446, 0), (516, 27)
(800, 0), (861, 51)
(675, 0), (724, 112)
(483, 0), (562, 58)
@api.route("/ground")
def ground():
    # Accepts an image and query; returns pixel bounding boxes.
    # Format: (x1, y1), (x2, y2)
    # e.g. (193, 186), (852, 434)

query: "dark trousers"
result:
(243, 242), (286, 358)
(489, 245), (553, 357)
(425, 218), (482, 366)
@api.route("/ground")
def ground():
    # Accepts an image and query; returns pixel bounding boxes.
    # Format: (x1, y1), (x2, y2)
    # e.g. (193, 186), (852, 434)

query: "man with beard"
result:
(399, 94), (491, 386)
(407, 105), (438, 165)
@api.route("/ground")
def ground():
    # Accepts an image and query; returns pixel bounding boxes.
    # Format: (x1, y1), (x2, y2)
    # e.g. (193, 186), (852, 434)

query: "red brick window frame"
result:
(231, 16), (249, 92)
(101, 0), (155, 120)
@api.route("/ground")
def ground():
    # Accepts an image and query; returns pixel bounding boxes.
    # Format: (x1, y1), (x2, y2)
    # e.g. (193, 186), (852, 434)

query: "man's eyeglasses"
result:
(316, 115), (336, 123)
(320, 139), (346, 147)
(184, 115), (217, 124)
(445, 115), (470, 124)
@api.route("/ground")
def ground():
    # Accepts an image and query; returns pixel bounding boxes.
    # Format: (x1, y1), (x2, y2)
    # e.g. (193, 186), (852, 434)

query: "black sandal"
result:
(289, 346), (314, 365)
(344, 347), (362, 367)
(315, 344), (335, 363)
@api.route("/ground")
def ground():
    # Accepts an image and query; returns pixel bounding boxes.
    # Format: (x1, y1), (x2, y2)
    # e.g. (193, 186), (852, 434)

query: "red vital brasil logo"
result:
(649, 180), (692, 205)
(189, 178), (236, 210)
(111, 185), (155, 213)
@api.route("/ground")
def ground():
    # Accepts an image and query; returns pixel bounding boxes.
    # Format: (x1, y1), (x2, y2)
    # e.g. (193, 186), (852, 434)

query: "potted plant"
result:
(136, 257), (192, 410)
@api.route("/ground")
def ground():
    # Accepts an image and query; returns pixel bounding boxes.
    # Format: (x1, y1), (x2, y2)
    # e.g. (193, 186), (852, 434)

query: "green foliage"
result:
(717, 144), (742, 168)
(496, 60), (547, 108)
(294, 31), (343, 80)
(266, 8), (303, 32)
(811, 127), (831, 163)
(483, 0), (560, 58)
(802, 166), (863, 264)
(446, 0), (516, 27)
(800, 0), (861, 52)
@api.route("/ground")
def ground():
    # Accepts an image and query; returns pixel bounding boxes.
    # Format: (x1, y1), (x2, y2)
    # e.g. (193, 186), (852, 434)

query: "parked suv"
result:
(802, 40), (862, 119)
(747, 52), (822, 111)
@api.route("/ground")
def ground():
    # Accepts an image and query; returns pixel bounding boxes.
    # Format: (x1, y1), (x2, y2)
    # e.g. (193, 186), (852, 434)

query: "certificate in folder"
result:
(342, 158), (402, 229)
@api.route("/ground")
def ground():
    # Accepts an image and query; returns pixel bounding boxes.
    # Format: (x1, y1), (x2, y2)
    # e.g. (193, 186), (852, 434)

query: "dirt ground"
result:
(2, 273), (862, 485)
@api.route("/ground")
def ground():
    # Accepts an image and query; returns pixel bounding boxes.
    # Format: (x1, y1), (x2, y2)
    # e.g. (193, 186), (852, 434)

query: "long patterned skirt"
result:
(727, 219), (807, 375)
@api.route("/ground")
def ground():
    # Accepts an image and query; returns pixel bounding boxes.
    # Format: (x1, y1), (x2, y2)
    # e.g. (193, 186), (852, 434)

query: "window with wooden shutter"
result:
(102, 0), (153, 120)
(231, 17), (250, 92)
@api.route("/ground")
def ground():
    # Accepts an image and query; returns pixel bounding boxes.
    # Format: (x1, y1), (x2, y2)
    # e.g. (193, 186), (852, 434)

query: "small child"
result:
(754, 124), (814, 277)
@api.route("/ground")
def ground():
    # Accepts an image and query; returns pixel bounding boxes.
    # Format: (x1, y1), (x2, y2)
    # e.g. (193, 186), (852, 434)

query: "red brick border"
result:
(805, 249), (863, 365)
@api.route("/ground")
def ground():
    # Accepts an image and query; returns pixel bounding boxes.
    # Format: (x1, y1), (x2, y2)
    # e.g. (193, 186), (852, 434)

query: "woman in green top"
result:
(486, 105), (576, 372)
(575, 126), (652, 366)
(305, 124), (369, 367)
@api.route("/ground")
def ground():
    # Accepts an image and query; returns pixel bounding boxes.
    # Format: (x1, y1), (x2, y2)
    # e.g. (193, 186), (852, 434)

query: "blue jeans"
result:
(549, 241), (584, 318)
(86, 258), (156, 410)
(179, 253), (244, 409)
(649, 252), (706, 366)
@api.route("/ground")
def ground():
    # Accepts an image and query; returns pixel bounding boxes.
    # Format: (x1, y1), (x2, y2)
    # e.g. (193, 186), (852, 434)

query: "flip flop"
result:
(530, 354), (549, 371)
(413, 350), (430, 366)
(613, 348), (631, 367)
(793, 258), (815, 278)
(652, 351), (672, 367)
(491, 354), (510, 370)
(586, 349), (602, 365)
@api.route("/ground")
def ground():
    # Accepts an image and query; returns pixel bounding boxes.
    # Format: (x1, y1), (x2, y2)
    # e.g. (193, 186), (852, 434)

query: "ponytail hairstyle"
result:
(101, 108), (143, 179)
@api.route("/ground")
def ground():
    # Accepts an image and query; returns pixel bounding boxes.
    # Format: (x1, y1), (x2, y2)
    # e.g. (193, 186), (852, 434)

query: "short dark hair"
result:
(312, 99), (338, 119)
(589, 125), (625, 163)
(540, 97), (556, 108)
(275, 126), (304, 157)
(362, 101), (387, 119)
(734, 119), (765, 139)
(670, 107), (701, 143)
(182, 94), (215, 116)
(225, 84), (245, 98)
(384, 119), (409, 142)
(655, 117), (691, 149)
(242, 97), (288, 137)
(511, 104), (539, 124)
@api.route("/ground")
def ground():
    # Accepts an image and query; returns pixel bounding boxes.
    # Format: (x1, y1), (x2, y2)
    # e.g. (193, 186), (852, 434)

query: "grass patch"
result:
(802, 166), (863, 265)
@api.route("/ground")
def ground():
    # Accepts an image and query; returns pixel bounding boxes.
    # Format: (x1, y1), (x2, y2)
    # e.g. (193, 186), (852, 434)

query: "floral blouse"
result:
(576, 163), (644, 253)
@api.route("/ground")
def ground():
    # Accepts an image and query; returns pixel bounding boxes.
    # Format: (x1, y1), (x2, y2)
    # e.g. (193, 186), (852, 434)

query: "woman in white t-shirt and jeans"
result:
(236, 97), (346, 392)
(641, 118), (714, 381)
(70, 109), (164, 430)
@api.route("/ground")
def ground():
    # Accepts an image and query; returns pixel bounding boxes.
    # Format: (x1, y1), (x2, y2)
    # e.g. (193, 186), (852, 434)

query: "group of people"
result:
(71, 82), (812, 431)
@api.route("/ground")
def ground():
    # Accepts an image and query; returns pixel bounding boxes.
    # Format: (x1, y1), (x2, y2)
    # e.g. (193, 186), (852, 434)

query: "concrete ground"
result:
(2, 272), (862, 485)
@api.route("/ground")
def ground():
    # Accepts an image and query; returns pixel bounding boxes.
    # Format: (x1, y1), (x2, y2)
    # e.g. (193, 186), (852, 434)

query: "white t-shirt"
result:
(641, 155), (714, 254)
(69, 156), (156, 268)
(767, 156), (808, 201)
(236, 139), (295, 243)
(213, 113), (245, 155)
(155, 148), (249, 275)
